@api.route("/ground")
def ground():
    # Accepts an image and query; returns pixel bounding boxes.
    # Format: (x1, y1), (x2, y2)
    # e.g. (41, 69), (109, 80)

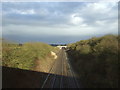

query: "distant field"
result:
(67, 35), (119, 88)
(2, 40), (59, 71)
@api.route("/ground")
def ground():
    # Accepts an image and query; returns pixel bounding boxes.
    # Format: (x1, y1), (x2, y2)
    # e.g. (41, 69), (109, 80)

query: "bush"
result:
(67, 34), (118, 88)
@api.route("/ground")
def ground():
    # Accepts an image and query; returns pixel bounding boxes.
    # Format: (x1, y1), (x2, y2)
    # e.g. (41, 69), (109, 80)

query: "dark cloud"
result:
(3, 34), (105, 44)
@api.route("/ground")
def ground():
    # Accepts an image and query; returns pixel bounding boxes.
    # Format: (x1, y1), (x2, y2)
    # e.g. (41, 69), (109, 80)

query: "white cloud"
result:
(70, 13), (84, 25)
(16, 9), (35, 15)
(78, 2), (117, 17)
(8, 9), (36, 15)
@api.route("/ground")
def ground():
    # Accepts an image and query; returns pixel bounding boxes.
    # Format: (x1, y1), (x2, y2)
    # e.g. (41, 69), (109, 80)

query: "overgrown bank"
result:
(2, 40), (59, 72)
(67, 35), (119, 88)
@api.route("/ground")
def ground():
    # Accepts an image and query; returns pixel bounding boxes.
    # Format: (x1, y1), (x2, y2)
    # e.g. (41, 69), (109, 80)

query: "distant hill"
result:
(50, 44), (67, 46)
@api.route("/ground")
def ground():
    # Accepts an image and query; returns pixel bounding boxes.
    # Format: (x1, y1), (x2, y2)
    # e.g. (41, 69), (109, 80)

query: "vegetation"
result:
(67, 35), (119, 88)
(0, 39), (2, 66)
(2, 39), (58, 71)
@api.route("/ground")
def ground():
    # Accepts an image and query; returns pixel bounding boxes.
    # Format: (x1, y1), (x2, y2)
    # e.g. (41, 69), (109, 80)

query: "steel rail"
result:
(60, 50), (64, 89)
(67, 56), (80, 88)
(64, 51), (73, 88)
(51, 65), (58, 88)
(52, 50), (63, 88)
(41, 51), (60, 89)
(41, 60), (56, 88)
(65, 51), (79, 88)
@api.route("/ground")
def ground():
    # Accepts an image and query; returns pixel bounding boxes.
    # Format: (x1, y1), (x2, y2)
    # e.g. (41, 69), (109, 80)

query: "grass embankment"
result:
(0, 39), (2, 65)
(67, 35), (119, 88)
(2, 40), (59, 72)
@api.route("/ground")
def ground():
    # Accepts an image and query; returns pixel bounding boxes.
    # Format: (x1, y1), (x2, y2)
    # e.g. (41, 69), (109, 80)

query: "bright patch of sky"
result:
(2, 2), (118, 44)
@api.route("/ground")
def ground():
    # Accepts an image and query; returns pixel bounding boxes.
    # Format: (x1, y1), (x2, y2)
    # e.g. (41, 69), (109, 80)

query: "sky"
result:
(2, 1), (118, 44)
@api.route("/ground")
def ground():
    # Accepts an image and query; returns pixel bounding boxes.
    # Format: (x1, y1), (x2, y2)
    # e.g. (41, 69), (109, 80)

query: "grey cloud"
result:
(2, 2), (84, 26)
(2, 2), (118, 44)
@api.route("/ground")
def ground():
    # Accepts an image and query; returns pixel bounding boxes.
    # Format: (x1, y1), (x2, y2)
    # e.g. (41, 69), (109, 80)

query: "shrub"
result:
(67, 34), (118, 88)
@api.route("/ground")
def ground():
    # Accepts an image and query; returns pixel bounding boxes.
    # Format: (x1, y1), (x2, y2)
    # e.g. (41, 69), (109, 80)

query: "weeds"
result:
(67, 34), (119, 88)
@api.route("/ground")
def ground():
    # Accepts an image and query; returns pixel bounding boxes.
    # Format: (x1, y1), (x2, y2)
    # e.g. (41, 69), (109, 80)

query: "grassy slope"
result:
(67, 35), (119, 88)
(0, 39), (2, 65)
(2, 41), (58, 71)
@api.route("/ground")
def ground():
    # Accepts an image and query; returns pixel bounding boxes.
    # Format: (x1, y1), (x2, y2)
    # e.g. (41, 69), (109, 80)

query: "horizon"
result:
(2, 34), (118, 45)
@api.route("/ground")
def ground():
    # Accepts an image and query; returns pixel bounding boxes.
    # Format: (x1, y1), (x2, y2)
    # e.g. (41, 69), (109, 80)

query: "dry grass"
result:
(2, 40), (59, 71)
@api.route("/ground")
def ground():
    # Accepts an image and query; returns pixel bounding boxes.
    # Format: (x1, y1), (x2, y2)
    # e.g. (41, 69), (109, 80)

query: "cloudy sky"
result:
(2, 2), (118, 44)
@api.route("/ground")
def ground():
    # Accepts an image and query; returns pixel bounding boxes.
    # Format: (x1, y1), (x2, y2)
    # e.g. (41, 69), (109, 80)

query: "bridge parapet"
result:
(57, 46), (67, 49)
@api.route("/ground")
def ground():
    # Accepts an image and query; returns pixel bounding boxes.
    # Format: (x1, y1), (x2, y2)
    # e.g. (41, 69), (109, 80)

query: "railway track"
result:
(41, 49), (80, 88)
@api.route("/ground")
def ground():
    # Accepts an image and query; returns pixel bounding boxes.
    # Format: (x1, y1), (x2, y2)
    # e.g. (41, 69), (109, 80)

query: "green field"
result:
(67, 35), (119, 88)
(2, 40), (59, 71)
